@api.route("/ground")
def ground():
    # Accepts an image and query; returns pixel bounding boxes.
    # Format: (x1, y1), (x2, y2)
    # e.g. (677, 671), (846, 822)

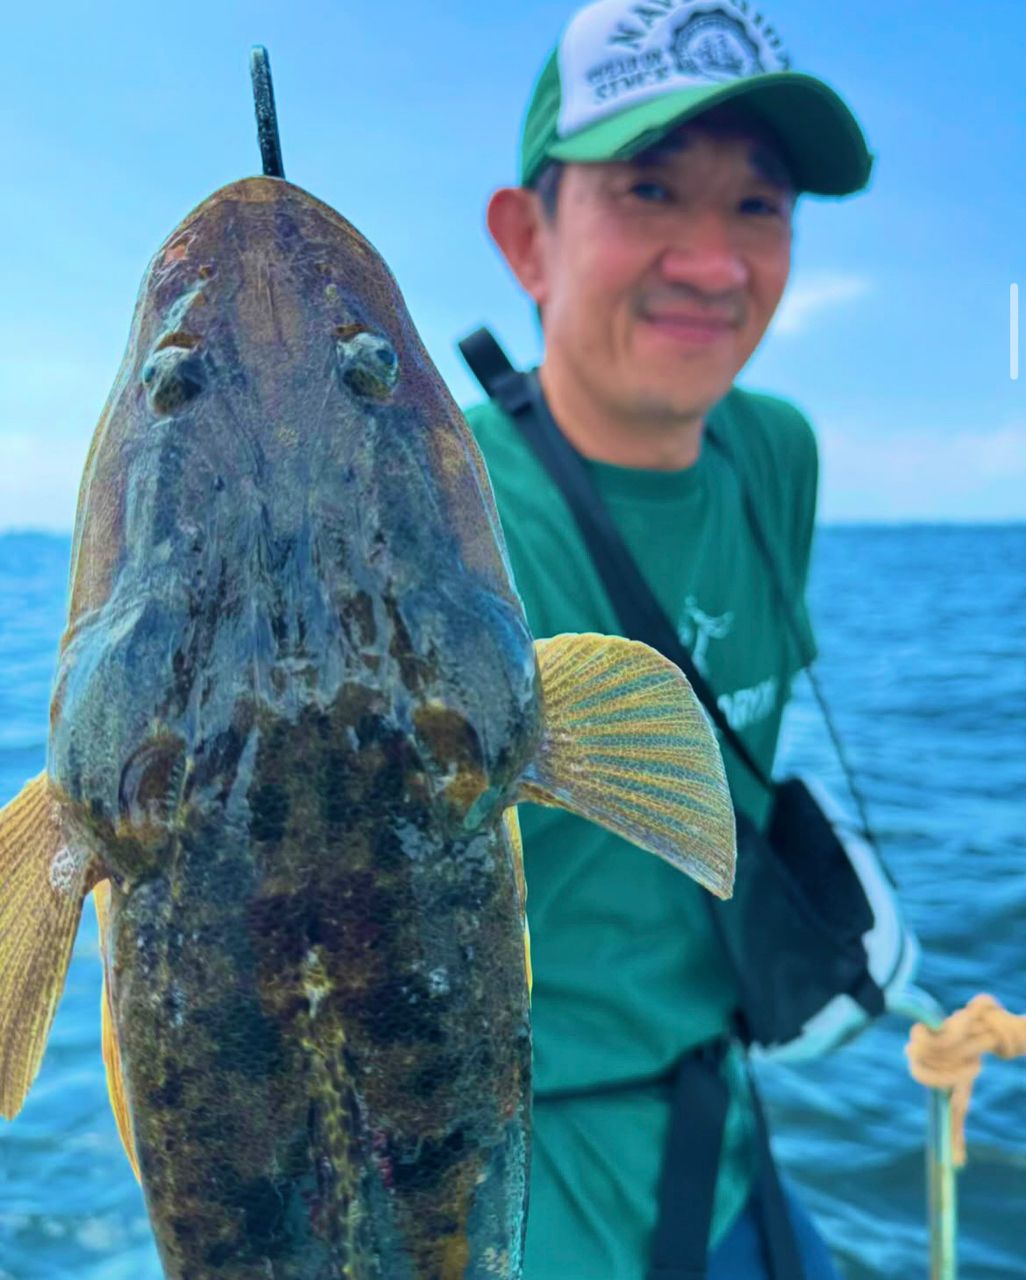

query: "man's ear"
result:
(486, 187), (550, 308)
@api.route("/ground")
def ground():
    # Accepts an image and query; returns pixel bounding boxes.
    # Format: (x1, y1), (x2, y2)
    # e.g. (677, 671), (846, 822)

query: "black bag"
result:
(724, 779), (880, 1047)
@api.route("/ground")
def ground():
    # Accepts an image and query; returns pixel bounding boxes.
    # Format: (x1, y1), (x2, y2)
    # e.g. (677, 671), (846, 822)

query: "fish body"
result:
(0, 178), (735, 1278)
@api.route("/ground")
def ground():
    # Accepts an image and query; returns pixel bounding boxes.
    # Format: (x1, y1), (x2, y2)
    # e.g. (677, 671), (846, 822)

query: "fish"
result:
(0, 176), (735, 1279)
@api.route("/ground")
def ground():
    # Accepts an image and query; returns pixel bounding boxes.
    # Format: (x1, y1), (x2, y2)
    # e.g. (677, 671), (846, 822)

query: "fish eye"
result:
(336, 330), (400, 400)
(141, 342), (207, 414)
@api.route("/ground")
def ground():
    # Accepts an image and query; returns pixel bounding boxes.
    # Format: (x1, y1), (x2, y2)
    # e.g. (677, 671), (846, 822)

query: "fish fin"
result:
(521, 634), (735, 899)
(501, 806), (532, 996)
(0, 774), (97, 1119)
(93, 882), (141, 1182)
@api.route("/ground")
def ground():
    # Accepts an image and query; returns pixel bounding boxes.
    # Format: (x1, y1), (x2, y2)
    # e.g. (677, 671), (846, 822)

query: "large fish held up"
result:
(0, 174), (735, 1278)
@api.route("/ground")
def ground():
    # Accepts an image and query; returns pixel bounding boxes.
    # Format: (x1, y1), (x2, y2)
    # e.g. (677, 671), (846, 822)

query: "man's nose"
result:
(658, 211), (748, 293)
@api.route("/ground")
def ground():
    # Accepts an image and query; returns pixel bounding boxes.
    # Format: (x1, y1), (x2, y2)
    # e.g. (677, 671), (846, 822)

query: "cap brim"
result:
(546, 72), (873, 197)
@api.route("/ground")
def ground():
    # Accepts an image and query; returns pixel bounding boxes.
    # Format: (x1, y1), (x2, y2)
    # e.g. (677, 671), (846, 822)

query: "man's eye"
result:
(739, 196), (787, 217)
(629, 180), (673, 203)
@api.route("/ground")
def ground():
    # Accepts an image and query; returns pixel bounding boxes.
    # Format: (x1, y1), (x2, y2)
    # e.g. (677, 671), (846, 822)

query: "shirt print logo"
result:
(677, 595), (734, 676)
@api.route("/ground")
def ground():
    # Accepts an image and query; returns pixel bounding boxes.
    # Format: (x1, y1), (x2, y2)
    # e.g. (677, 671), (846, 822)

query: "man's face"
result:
(532, 121), (794, 424)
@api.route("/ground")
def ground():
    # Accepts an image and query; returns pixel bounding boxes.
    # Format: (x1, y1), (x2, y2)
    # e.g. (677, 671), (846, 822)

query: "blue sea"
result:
(0, 525), (1023, 1280)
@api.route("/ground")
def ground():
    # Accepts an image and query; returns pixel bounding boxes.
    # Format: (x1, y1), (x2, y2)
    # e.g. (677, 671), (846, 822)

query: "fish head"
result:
(50, 178), (540, 869)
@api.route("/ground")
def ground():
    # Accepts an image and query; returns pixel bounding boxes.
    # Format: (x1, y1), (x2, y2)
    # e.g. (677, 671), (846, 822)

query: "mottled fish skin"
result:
(49, 179), (537, 1278)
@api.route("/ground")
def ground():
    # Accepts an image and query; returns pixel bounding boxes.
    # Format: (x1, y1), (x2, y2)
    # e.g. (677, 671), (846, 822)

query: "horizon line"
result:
(2, 518), (1025, 539)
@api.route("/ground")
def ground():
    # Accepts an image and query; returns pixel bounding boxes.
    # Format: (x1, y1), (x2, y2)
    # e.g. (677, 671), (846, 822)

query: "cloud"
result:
(773, 272), (872, 336)
(817, 419), (1026, 521)
(0, 433), (88, 532)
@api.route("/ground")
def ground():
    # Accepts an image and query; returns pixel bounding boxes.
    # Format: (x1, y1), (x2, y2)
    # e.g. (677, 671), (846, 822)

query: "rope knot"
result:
(905, 993), (1026, 1166)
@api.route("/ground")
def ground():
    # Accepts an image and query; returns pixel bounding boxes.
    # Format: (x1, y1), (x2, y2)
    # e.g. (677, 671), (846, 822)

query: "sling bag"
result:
(458, 326), (919, 1057)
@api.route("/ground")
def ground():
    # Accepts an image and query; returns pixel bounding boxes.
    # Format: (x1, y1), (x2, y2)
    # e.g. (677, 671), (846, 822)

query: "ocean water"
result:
(0, 525), (1023, 1280)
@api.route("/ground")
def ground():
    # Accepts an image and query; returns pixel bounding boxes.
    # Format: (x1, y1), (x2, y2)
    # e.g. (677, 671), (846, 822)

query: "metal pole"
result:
(250, 46), (285, 178)
(890, 987), (957, 1280)
(927, 1087), (957, 1280)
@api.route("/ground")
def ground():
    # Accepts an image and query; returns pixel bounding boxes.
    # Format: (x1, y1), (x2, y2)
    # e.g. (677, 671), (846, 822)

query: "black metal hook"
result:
(250, 46), (285, 179)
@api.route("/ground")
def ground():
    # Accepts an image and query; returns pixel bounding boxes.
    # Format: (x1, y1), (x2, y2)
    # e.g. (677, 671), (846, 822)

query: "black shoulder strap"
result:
(458, 328), (774, 796)
(458, 327), (533, 416)
(647, 1041), (730, 1280)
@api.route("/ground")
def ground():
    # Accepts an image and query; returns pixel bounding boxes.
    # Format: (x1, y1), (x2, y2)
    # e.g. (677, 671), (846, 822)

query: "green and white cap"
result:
(520, 0), (873, 196)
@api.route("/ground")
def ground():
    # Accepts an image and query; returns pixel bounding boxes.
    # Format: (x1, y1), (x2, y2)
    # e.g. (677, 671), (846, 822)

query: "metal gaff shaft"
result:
(250, 45), (285, 178)
(928, 1087), (957, 1280)
(890, 987), (957, 1280)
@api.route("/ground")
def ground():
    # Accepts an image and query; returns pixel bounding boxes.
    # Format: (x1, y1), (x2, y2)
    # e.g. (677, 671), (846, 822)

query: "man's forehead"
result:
(629, 114), (795, 191)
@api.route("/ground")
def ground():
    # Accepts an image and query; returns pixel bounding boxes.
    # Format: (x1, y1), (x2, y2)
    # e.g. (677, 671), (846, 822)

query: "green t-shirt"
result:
(465, 385), (819, 1279)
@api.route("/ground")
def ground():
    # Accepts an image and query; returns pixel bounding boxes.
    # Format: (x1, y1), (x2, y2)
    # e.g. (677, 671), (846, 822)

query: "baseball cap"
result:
(520, 0), (873, 196)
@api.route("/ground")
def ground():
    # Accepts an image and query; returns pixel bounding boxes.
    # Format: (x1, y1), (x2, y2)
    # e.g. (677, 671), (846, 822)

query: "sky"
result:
(1, 0), (1023, 528)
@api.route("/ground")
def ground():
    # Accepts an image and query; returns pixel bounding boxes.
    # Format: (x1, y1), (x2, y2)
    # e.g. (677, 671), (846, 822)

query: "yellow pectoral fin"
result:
(522, 634), (736, 899)
(501, 806), (532, 996)
(0, 774), (98, 1119)
(93, 882), (140, 1182)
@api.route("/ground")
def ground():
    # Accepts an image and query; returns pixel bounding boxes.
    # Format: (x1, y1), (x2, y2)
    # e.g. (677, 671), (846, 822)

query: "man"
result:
(461, 1), (872, 1277)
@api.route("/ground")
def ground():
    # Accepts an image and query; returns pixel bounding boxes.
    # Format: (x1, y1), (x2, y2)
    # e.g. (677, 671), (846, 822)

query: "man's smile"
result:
(636, 302), (741, 348)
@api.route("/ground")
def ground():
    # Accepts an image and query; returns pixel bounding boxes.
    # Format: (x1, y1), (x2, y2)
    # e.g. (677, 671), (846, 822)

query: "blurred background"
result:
(1, 2), (1024, 1277)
